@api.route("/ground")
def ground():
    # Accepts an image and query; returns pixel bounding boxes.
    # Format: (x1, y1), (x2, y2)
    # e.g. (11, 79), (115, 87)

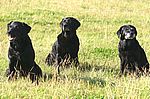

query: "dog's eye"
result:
(130, 28), (134, 31)
(9, 25), (12, 28)
(15, 26), (19, 29)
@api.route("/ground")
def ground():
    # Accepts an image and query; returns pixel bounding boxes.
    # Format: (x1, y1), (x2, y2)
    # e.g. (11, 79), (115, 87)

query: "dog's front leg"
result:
(119, 59), (126, 76)
(56, 53), (62, 75)
(7, 57), (17, 80)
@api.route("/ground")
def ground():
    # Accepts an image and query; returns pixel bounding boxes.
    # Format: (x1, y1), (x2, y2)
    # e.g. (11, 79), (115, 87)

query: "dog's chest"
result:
(61, 42), (74, 51)
(9, 48), (20, 60)
(10, 42), (20, 50)
(119, 40), (140, 60)
(9, 42), (24, 59)
(59, 38), (78, 50)
(119, 40), (139, 51)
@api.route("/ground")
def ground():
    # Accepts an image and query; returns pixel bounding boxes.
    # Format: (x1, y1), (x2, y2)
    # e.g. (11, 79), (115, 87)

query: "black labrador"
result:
(6, 21), (42, 83)
(45, 17), (80, 74)
(117, 25), (149, 76)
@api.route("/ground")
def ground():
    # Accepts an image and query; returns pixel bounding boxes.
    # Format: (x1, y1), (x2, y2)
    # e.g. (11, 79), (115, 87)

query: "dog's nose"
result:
(64, 24), (67, 28)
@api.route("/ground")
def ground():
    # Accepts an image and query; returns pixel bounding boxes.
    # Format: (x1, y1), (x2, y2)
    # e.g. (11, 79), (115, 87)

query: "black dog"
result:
(45, 17), (80, 74)
(117, 25), (149, 75)
(6, 21), (42, 83)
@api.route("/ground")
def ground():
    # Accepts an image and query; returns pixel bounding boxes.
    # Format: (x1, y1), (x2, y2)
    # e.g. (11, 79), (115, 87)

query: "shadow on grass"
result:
(77, 62), (119, 74)
(43, 62), (120, 84)
(78, 77), (106, 87)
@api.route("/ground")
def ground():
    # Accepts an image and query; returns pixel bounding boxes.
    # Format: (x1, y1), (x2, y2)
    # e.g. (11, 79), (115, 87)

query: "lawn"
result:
(0, 0), (150, 98)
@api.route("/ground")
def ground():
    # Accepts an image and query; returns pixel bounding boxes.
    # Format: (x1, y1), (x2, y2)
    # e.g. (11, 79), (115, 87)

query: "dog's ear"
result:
(117, 26), (124, 40)
(22, 22), (31, 34)
(7, 21), (13, 31)
(72, 18), (80, 30)
(7, 21), (13, 26)
(129, 25), (137, 36)
(60, 18), (64, 29)
(134, 28), (137, 36)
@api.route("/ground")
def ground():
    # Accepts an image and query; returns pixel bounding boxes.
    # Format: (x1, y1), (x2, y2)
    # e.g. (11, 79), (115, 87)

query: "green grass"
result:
(1, 0), (150, 98)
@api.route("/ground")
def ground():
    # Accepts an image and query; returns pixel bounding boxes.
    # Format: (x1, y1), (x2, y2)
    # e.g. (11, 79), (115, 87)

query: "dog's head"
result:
(60, 17), (80, 38)
(7, 21), (31, 42)
(117, 25), (137, 40)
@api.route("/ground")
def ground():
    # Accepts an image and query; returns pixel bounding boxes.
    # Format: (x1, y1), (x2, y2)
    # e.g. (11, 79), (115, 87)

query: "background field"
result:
(0, 0), (150, 98)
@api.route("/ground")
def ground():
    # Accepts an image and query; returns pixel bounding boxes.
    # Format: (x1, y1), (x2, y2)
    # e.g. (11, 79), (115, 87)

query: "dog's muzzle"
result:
(124, 32), (135, 39)
(63, 27), (70, 32)
(8, 35), (16, 41)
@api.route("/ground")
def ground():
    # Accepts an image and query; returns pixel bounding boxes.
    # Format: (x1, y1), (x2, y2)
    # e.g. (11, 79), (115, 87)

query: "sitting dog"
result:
(45, 17), (80, 74)
(117, 25), (149, 75)
(6, 21), (42, 83)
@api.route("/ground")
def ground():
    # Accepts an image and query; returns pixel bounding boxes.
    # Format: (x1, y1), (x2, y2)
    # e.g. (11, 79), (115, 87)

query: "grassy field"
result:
(0, 0), (150, 98)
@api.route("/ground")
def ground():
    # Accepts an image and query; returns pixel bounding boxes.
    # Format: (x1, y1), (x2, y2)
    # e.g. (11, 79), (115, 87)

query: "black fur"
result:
(45, 17), (80, 74)
(6, 21), (42, 83)
(117, 25), (149, 75)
